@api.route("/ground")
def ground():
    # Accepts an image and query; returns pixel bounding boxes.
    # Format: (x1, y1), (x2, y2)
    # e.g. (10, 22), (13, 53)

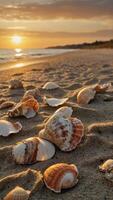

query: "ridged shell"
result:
(4, 186), (30, 200)
(99, 159), (113, 172)
(0, 120), (22, 137)
(54, 106), (73, 118)
(77, 86), (96, 105)
(8, 97), (39, 119)
(23, 88), (40, 99)
(43, 82), (59, 90)
(44, 163), (78, 193)
(39, 112), (84, 151)
(12, 137), (55, 164)
(9, 79), (23, 89)
(44, 97), (68, 107)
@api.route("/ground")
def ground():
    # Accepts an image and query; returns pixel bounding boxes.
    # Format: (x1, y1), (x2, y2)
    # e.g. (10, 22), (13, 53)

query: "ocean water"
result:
(0, 48), (74, 64)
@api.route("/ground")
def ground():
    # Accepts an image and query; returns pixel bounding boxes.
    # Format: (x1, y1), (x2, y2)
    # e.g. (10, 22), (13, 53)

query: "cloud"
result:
(0, 0), (113, 20)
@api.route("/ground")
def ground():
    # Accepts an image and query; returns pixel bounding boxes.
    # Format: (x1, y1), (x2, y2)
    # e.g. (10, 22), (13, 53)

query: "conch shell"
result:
(0, 120), (22, 137)
(4, 186), (30, 200)
(42, 82), (59, 90)
(8, 96), (39, 119)
(99, 159), (113, 172)
(44, 97), (68, 107)
(9, 79), (23, 89)
(44, 163), (78, 193)
(39, 107), (84, 151)
(12, 137), (55, 164)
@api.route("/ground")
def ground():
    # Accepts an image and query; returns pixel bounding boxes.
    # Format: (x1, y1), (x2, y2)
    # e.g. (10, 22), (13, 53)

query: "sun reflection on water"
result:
(15, 48), (23, 58)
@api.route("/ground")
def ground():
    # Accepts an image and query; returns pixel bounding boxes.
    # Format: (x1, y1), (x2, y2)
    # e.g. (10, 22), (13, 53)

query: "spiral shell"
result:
(99, 159), (113, 172)
(9, 79), (23, 89)
(12, 137), (55, 164)
(44, 163), (78, 193)
(43, 82), (59, 90)
(8, 97), (39, 119)
(39, 109), (84, 151)
(0, 120), (22, 137)
(77, 86), (96, 105)
(4, 186), (30, 200)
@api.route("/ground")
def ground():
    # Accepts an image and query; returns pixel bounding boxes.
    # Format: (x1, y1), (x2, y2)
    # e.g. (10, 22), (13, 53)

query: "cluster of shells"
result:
(0, 80), (112, 199)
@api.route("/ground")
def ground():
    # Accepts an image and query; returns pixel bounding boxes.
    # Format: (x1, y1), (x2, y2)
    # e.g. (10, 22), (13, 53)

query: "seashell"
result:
(42, 82), (59, 90)
(77, 86), (96, 105)
(12, 137), (55, 164)
(44, 163), (78, 193)
(0, 120), (22, 137)
(9, 79), (23, 89)
(54, 106), (73, 118)
(44, 97), (68, 107)
(4, 186), (30, 200)
(0, 101), (15, 109)
(23, 88), (40, 99)
(99, 159), (113, 172)
(94, 83), (111, 93)
(8, 97), (39, 119)
(39, 111), (84, 152)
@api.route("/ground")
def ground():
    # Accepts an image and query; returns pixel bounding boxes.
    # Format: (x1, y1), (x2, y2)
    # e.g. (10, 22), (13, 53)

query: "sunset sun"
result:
(11, 35), (22, 45)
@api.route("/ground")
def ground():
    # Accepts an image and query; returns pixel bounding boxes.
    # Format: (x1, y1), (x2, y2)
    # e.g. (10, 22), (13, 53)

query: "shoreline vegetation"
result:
(47, 39), (113, 49)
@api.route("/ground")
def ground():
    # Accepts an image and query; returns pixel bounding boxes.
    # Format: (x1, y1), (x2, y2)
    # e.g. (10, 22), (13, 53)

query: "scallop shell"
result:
(9, 79), (23, 89)
(77, 86), (96, 105)
(54, 106), (73, 118)
(4, 186), (30, 200)
(44, 163), (78, 193)
(39, 112), (84, 151)
(12, 137), (55, 164)
(99, 159), (113, 172)
(0, 101), (15, 109)
(8, 97), (39, 119)
(43, 82), (59, 90)
(0, 120), (22, 137)
(23, 88), (40, 99)
(44, 97), (68, 107)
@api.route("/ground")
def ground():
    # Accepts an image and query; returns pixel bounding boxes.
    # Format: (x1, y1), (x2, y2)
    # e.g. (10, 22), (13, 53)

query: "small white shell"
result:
(99, 159), (113, 172)
(44, 97), (68, 107)
(4, 186), (30, 200)
(12, 137), (55, 164)
(42, 82), (59, 90)
(0, 120), (22, 137)
(77, 86), (96, 105)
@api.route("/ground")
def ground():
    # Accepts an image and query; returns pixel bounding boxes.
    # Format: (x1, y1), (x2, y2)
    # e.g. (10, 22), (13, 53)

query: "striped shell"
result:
(39, 111), (84, 152)
(0, 120), (22, 137)
(44, 163), (78, 193)
(8, 97), (39, 119)
(44, 97), (68, 107)
(43, 82), (59, 90)
(9, 79), (23, 89)
(77, 86), (96, 105)
(12, 137), (55, 164)
(4, 186), (30, 200)
(99, 159), (113, 172)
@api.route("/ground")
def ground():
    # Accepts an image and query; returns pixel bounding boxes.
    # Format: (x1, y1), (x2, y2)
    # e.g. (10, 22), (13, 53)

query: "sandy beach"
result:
(1, 49), (113, 199)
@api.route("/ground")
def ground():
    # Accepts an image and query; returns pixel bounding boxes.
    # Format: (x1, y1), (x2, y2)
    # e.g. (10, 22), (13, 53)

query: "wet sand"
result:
(0, 49), (113, 199)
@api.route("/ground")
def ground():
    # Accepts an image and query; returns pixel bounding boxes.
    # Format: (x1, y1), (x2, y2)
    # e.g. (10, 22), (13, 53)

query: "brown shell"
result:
(44, 163), (78, 193)
(77, 86), (96, 105)
(0, 101), (15, 109)
(8, 97), (39, 118)
(9, 79), (23, 89)
(4, 186), (30, 200)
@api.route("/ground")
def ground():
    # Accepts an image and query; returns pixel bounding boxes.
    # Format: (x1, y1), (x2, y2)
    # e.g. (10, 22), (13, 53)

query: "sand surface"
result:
(0, 49), (113, 199)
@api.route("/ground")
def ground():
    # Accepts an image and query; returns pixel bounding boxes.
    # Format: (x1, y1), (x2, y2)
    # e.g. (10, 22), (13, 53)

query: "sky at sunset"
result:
(0, 0), (113, 48)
